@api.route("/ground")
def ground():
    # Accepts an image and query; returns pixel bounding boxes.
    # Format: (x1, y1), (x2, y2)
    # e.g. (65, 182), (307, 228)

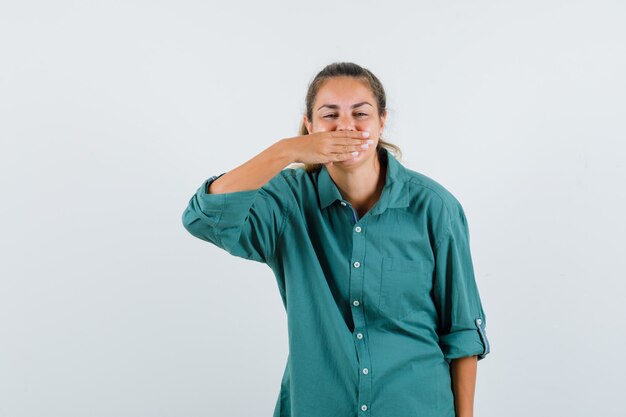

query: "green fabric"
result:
(182, 147), (490, 417)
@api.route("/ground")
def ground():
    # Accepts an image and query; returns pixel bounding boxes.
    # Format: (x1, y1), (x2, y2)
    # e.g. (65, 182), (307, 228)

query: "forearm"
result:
(450, 355), (477, 417)
(209, 138), (295, 194)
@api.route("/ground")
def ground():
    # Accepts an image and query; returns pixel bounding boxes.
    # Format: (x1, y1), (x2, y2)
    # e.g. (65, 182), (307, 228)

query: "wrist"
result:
(277, 137), (300, 164)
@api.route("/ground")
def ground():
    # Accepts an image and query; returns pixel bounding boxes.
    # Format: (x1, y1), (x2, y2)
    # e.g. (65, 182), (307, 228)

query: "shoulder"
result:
(258, 165), (309, 190)
(278, 164), (310, 182)
(399, 165), (471, 247)
(402, 166), (465, 217)
(269, 164), (312, 191)
(401, 167), (471, 248)
(256, 165), (312, 209)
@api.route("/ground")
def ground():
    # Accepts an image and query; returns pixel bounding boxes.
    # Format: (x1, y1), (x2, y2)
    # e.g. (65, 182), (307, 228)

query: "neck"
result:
(327, 148), (387, 212)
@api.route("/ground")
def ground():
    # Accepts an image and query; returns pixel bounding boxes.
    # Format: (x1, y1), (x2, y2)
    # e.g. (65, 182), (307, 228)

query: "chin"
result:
(339, 149), (369, 166)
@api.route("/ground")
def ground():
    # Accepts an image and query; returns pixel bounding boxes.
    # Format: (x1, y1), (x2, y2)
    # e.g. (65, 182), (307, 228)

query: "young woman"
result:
(182, 62), (490, 417)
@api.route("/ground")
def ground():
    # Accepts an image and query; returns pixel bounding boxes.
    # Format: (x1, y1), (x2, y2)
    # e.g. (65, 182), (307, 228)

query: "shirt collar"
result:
(317, 147), (410, 215)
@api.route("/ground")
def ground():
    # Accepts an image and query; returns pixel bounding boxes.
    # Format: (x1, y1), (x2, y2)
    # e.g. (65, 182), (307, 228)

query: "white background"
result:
(1, 1), (625, 416)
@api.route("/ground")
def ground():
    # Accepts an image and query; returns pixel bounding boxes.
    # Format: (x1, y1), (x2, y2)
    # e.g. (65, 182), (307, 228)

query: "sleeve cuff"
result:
(195, 173), (262, 228)
(439, 318), (490, 362)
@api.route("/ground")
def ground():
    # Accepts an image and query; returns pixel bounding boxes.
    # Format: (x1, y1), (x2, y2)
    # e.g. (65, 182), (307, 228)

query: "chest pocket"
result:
(378, 257), (432, 321)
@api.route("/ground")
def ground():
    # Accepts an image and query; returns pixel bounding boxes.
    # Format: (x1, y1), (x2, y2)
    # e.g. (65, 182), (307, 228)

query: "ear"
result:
(303, 115), (313, 134)
(379, 110), (387, 131)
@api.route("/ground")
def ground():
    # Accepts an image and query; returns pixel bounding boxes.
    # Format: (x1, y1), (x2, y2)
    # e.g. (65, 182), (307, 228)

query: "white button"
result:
(353, 300), (360, 306)
(353, 261), (361, 268)
(476, 318), (482, 325)
(355, 226), (362, 233)
(356, 333), (363, 339)
(362, 368), (369, 374)
(340, 201), (347, 206)
(361, 404), (368, 411)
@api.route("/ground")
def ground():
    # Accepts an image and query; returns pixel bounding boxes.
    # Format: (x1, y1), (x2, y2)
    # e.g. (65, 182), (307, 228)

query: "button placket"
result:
(347, 214), (371, 416)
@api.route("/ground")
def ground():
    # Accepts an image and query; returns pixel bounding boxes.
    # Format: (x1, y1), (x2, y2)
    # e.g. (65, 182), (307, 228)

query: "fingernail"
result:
(362, 131), (370, 137)
(352, 151), (359, 156)
(366, 139), (374, 144)
(361, 143), (369, 149)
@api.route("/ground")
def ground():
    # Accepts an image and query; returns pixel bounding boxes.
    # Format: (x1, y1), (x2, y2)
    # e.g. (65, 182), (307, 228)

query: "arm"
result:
(182, 132), (371, 263)
(181, 138), (296, 264)
(431, 198), (490, 413)
(208, 130), (371, 194)
(450, 355), (477, 417)
(208, 138), (294, 194)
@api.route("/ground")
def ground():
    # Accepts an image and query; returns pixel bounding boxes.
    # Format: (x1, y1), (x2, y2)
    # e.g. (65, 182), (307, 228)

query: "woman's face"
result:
(304, 76), (386, 166)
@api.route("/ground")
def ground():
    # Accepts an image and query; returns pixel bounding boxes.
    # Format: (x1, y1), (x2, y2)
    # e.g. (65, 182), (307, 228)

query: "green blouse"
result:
(182, 147), (490, 417)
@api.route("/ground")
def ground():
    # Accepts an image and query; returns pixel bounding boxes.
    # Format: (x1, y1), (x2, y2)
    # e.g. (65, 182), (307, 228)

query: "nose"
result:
(336, 114), (355, 131)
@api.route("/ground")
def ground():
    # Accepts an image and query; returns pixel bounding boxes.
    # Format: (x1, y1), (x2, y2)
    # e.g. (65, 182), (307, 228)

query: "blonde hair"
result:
(292, 62), (402, 173)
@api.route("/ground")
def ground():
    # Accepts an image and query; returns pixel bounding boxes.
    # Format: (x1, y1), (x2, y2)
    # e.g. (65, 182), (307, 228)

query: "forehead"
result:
(315, 77), (375, 107)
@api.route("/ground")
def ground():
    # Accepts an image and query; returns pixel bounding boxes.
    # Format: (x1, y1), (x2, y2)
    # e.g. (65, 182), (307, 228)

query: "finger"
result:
(331, 138), (374, 146)
(330, 140), (373, 153)
(331, 130), (370, 139)
(334, 151), (360, 162)
(327, 146), (364, 156)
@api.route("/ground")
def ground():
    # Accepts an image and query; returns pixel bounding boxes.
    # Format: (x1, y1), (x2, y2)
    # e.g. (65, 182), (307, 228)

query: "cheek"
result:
(317, 118), (332, 126)
(313, 119), (335, 132)
(355, 121), (378, 132)
(313, 124), (329, 132)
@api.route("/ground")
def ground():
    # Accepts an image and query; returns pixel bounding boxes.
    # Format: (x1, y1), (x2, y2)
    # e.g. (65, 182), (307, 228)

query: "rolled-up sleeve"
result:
(432, 200), (490, 362)
(181, 171), (292, 264)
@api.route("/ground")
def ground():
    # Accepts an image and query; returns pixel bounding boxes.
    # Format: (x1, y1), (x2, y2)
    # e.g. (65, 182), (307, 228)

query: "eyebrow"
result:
(317, 101), (374, 111)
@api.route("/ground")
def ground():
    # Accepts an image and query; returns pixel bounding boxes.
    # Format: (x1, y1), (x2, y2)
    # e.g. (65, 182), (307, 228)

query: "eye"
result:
(323, 114), (337, 119)
(356, 112), (368, 117)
